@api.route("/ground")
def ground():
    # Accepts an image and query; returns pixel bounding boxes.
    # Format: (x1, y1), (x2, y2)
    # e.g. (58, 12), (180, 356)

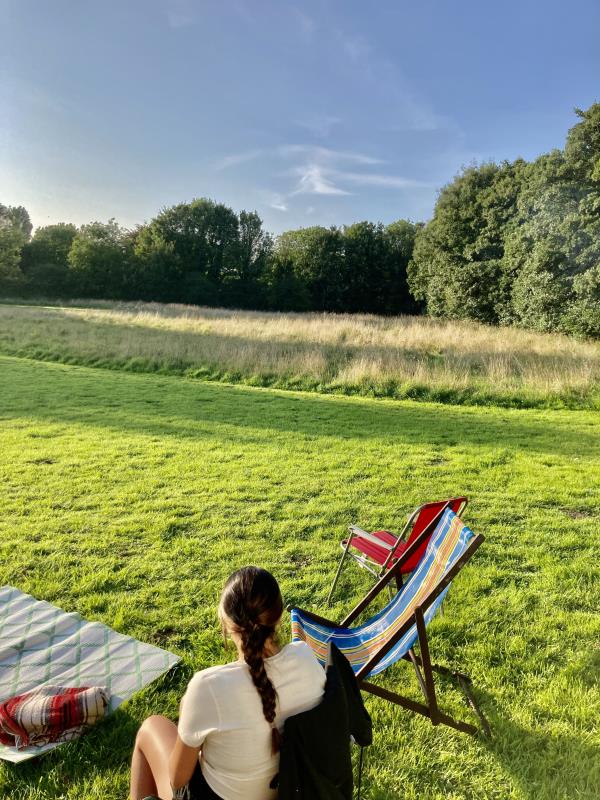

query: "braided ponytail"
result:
(241, 623), (281, 754)
(220, 567), (284, 755)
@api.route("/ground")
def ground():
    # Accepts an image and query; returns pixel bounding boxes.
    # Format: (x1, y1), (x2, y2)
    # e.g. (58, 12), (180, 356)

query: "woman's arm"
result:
(174, 673), (219, 789)
(168, 734), (201, 790)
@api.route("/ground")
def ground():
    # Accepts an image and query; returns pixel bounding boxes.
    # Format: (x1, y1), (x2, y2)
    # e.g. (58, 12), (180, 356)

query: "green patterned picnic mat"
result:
(0, 585), (180, 763)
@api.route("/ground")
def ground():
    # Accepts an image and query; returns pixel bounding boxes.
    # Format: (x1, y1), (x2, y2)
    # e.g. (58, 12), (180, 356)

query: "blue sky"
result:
(2, 0), (599, 233)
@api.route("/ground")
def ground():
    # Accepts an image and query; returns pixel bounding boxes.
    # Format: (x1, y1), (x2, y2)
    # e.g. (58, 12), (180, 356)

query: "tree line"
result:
(1, 103), (598, 336)
(0, 201), (420, 316)
(409, 104), (600, 338)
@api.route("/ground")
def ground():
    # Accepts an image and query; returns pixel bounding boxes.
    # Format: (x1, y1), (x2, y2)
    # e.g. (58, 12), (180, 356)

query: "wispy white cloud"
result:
(215, 142), (419, 210)
(340, 172), (431, 189)
(258, 190), (288, 212)
(269, 194), (288, 212)
(213, 149), (264, 171)
(279, 144), (382, 165)
(214, 144), (383, 173)
(289, 163), (427, 196)
(290, 164), (351, 196)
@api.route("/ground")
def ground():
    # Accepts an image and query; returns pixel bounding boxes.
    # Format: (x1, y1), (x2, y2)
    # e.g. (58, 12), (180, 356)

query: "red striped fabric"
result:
(0, 685), (109, 750)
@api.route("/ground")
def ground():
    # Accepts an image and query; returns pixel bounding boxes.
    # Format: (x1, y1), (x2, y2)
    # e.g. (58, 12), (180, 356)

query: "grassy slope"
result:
(1, 301), (599, 410)
(0, 355), (599, 799)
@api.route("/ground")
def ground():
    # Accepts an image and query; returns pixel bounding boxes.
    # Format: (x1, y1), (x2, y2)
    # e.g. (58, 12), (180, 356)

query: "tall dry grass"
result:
(1, 300), (599, 407)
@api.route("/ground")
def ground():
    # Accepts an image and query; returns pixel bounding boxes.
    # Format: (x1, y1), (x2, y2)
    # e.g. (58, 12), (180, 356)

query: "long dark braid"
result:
(220, 566), (284, 754)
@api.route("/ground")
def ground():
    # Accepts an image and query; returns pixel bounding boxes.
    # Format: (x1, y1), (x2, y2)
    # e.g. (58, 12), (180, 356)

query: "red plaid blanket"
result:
(0, 686), (109, 750)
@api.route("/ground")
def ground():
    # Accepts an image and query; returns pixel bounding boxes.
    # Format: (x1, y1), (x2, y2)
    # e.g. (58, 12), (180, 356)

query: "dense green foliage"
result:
(0, 355), (598, 799)
(4, 200), (418, 316)
(2, 104), (598, 334)
(20, 223), (77, 296)
(0, 203), (32, 289)
(273, 221), (419, 313)
(7, 203), (418, 315)
(409, 105), (600, 337)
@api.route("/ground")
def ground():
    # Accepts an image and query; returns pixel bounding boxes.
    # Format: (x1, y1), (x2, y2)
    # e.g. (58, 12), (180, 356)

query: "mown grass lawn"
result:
(0, 354), (599, 800)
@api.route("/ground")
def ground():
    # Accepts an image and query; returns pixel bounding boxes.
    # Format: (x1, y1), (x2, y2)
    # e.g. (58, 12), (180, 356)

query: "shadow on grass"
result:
(478, 688), (600, 800)
(1, 357), (598, 459)
(361, 679), (599, 800)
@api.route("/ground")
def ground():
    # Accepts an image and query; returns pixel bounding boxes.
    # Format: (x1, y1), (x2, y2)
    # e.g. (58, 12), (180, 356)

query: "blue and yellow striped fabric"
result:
(291, 509), (475, 677)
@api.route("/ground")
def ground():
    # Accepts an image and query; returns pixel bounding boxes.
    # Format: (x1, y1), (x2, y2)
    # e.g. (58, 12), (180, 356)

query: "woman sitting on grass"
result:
(130, 566), (325, 800)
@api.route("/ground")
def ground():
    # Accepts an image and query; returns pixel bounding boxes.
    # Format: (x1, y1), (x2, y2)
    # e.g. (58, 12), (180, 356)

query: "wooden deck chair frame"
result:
(292, 505), (489, 737)
(327, 497), (469, 605)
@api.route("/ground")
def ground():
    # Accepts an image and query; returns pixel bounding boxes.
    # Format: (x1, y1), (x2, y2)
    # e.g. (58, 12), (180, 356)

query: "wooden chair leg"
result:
(360, 680), (477, 735)
(415, 606), (440, 725)
(402, 651), (491, 737)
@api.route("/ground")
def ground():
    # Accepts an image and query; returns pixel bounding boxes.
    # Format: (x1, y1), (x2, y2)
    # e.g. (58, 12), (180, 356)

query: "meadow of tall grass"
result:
(1, 300), (599, 408)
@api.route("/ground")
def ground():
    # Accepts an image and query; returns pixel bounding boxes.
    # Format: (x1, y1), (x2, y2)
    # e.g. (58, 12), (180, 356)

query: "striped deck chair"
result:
(327, 497), (468, 605)
(291, 506), (489, 736)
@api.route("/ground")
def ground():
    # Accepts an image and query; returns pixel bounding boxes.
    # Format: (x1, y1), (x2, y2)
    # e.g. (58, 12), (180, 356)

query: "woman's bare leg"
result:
(130, 714), (178, 800)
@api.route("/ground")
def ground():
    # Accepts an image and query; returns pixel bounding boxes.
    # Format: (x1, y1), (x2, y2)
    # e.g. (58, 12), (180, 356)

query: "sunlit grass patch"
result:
(0, 355), (598, 798)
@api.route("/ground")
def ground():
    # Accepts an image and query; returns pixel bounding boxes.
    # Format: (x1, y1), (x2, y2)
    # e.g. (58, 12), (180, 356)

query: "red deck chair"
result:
(326, 497), (468, 605)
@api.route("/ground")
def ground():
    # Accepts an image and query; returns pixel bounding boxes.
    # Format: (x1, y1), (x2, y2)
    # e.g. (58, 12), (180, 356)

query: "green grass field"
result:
(1, 354), (599, 799)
